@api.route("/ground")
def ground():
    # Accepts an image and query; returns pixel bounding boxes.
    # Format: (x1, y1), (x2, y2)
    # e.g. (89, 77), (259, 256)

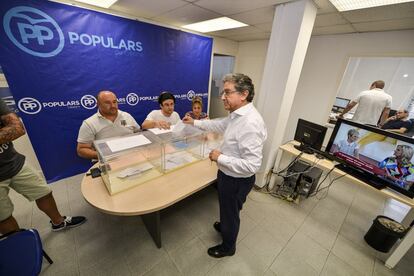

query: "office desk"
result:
(274, 142), (414, 269)
(81, 159), (218, 248)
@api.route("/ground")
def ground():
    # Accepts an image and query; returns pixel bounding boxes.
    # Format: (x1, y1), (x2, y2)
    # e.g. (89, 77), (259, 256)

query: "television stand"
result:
(276, 142), (414, 270)
(294, 144), (314, 154)
(335, 163), (386, 190)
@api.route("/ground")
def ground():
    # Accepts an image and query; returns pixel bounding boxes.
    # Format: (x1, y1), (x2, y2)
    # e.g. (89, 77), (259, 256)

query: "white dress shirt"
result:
(194, 103), (267, 178)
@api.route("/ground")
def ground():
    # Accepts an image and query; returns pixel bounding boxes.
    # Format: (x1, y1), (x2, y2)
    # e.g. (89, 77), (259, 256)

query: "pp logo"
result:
(3, 6), (64, 58)
(18, 97), (42, 114)
(126, 93), (139, 106)
(186, 90), (195, 101)
(80, 95), (97, 110)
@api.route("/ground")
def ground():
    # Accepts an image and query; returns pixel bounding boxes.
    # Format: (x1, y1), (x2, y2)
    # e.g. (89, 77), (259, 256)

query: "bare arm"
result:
(386, 128), (408, 134)
(0, 113), (26, 144)
(141, 120), (170, 129)
(379, 115), (396, 127)
(77, 143), (98, 159)
(379, 107), (390, 126)
(354, 148), (360, 159)
(141, 120), (156, 129)
(339, 101), (357, 117)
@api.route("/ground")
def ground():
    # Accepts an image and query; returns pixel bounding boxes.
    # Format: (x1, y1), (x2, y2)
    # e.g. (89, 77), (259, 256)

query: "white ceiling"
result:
(61, 0), (414, 41)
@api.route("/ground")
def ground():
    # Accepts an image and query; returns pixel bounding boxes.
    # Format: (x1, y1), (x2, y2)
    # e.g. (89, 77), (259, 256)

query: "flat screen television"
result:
(325, 118), (414, 198)
(294, 119), (327, 154)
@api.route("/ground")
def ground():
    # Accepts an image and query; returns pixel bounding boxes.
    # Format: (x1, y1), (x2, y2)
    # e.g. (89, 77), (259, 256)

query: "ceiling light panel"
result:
(329, 0), (414, 12)
(75, 0), (118, 9)
(182, 17), (248, 33)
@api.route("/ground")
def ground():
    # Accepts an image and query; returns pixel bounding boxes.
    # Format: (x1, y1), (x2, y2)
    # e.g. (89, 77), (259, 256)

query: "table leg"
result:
(141, 211), (161, 248)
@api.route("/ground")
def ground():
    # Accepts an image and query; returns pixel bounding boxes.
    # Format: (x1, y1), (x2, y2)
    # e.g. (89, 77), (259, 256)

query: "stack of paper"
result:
(107, 135), (152, 152)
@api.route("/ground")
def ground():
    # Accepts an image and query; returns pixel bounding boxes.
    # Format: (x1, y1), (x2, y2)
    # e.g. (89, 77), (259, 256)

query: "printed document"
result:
(107, 135), (152, 152)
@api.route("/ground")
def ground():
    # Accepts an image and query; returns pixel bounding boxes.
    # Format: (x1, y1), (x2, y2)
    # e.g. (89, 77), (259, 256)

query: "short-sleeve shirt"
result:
(77, 110), (140, 143)
(381, 119), (412, 132)
(185, 111), (208, 120)
(145, 110), (180, 125)
(351, 89), (392, 125)
(336, 140), (359, 157)
(0, 99), (25, 181)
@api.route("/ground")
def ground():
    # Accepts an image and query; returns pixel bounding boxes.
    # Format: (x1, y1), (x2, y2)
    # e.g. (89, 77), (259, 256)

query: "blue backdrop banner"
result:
(0, 0), (212, 182)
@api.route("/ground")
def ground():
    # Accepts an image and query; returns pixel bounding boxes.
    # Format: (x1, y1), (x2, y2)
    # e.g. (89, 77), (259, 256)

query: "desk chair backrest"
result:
(0, 229), (44, 275)
(405, 119), (414, 137)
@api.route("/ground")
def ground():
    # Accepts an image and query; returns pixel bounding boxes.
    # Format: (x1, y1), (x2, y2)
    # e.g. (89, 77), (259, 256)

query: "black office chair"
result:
(0, 229), (53, 275)
(404, 119), (414, 137)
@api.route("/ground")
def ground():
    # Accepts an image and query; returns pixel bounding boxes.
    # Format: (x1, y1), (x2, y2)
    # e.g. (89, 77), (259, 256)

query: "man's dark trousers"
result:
(217, 170), (255, 251)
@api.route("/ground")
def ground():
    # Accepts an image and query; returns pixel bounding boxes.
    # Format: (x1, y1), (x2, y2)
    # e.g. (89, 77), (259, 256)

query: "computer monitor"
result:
(332, 97), (350, 112)
(294, 119), (327, 154)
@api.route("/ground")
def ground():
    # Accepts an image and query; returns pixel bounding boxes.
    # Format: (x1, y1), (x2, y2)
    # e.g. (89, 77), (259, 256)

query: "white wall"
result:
(212, 37), (238, 56)
(235, 40), (269, 104)
(234, 30), (414, 143)
(209, 37), (239, 118)
(336, 57), (414, 111)
(285, 30), (414, 142)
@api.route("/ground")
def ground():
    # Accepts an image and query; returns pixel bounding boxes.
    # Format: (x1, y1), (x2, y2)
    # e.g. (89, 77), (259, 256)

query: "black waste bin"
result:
(364, 215), (408, 253)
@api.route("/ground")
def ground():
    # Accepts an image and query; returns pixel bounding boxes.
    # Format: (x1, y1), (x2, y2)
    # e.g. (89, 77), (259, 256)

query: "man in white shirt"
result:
(183, 73), (267, 258)
(339, 80), (392, 125)
(333, 128), (359, 158)
(77, 91), (140, 159)
(141, 92), (180, 129)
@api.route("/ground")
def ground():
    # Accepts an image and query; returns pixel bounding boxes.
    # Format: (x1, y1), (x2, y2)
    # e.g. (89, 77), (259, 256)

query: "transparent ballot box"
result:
(94, 124), (224, 196)
(94, 132), (162, 195)
(149, 124), (205, 173)
(202, 132), (224, 159)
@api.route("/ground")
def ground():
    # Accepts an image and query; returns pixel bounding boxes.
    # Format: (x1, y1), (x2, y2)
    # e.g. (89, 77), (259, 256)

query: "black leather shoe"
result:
(207, 245), (235, 258)
(213, 221), (221, 233)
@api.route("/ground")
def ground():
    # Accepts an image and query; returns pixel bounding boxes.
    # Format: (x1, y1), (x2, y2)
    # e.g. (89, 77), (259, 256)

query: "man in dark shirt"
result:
(380, 109), (412, 134)
(0, 99), (86, 234)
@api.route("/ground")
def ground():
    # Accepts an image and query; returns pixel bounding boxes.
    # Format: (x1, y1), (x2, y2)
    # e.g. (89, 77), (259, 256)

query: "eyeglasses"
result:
(220, 90), (238, 97)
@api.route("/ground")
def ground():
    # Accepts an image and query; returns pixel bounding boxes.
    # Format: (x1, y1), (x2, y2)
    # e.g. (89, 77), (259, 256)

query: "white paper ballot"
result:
(107, 135), (152, 152)
(148, 125), (176, 135)
(165, 152), (197, 170)
(171, 121), (185, 133)
(117, 163), (154, 179)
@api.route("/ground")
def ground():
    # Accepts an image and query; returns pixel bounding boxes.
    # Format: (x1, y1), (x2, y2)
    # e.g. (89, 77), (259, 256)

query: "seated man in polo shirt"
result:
(141, 92), (180, 129)
(77, 90), (140, 159)
(380, 109), (412, 134)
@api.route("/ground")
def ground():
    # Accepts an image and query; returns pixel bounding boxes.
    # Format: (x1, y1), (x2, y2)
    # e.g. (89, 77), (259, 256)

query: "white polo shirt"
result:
(77, 110), (140, 144)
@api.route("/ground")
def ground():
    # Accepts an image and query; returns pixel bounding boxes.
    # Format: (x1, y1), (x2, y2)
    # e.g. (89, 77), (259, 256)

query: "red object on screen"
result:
(335, 152), (383, 174)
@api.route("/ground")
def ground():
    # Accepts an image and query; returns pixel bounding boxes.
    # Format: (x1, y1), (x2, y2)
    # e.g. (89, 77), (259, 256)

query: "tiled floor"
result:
(8, 173), (414, 275)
